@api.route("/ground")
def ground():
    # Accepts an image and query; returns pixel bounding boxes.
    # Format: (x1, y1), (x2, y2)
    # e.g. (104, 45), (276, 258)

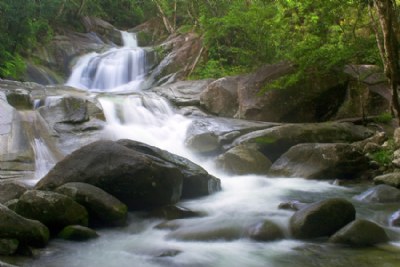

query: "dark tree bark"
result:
(371, 0), (400, 123)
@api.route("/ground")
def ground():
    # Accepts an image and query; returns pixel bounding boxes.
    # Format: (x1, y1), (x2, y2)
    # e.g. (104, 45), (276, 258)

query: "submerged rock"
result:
(329, 219), (389, 246)
(354, 184), (400, 203)
(290, 198), (355, 239)
(148, 205), (204, 220)
(58, 225), (99, 241)
(56, 182), (128, 227)
(15, 190), (88, 233)
(269, 143), (369, 179)
(246, 220), (284, 241)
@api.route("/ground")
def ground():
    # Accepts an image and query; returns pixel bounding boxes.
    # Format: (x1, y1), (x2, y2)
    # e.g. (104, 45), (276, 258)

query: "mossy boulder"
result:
(15, 190), (88, 233)
(290, 198), (355, 239)
(56, 182), (128, 227)
(0, 239), (19, 255)
(0, 204), (49, 248)
(58, 225), (99, 241)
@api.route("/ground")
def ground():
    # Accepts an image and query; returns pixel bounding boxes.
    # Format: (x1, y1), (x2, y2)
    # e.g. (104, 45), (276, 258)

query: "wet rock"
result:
(15, 190), (88, 233)
(374, 173), (400, 188)
(200, 76), (240, 117)
(246, 220), (284, 241)
(5, 89), (32, 110)
(0, 181), (29, 204)
(167, 223), (243, 241)
(329, 219), (389, 246)
(269, 143), (369, 180)
(156, 249), (182, 258)
(0, 204), (49, 248)
(56, 182), (128, 227)
(116, 139), (221, 199)
(216, 145), (271, 175)
(148, 205), (204, 220)
(234, 122), (373, 161)
(278, 201), (309, 211)
(185, 117), (276, 155)
(0, 239), (19, 256)
(0, 92), (35, 174)
(58, 225), (99, 241)
(152, 79), (214, 106)
(389, 210), (400, 227)
(354, 184), (400, 203)
(0, 260), (19, 267)
(36, 140), (182, 210)
(290, 198), (355, 239)
(81, 16), (122, 45)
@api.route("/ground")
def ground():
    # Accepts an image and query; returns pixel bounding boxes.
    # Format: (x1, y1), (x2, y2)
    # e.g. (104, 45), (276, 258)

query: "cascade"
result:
(22, 31), (400, 267)
(66, 31), (148, 92)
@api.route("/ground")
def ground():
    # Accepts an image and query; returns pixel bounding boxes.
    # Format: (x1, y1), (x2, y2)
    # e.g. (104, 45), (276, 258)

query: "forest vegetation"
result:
(0, 0), (399, 116)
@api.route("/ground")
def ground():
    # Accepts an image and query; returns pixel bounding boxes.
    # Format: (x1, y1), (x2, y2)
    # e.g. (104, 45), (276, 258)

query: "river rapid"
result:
(10, 32), (400, 267)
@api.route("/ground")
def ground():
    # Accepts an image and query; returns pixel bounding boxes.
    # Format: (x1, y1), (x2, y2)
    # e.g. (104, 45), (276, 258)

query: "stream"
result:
(9, 32), (400, 267)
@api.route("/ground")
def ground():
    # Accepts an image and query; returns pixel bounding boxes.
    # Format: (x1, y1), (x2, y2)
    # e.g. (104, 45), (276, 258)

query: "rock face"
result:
(200, 76), (241, 117)
(56, 182), (128, 227)
(152, 79), (215, 107)
(0, 204), (49, 248)
(15, 190), (88, 233)
(216, 145), (271, 175)
(329, 219), (389, 246)
(0, 92), (35, 176)
(374, 173), (400, 188)
(151, 32), (203, 84)
(234, 122), (373, 161)
(199, 62), (351, 122)
(36, 140), (220, 209)
(290, 198), (356, 239)
(354, 185), (400, 203)
(269, 143), (369, 179)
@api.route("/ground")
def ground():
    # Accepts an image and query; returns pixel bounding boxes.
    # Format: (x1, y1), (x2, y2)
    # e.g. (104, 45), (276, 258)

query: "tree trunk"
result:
(152, 0), (175, 34)
(372, 0), (400, 123)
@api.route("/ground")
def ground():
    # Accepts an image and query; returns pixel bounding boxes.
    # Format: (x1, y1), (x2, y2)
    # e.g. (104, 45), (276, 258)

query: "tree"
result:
(369, 0), (400, 122)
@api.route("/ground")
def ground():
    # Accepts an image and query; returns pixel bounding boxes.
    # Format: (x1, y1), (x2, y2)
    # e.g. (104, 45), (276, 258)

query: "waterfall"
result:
(66, 31), (148, 92)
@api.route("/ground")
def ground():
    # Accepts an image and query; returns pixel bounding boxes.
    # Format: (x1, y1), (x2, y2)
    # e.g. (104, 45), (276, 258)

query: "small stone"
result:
(58, 225), (99, 241)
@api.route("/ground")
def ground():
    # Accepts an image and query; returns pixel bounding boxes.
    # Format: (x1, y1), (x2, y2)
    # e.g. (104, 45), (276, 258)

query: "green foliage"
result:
(373, 112), (393, 124)
(370, 140), (395, 166)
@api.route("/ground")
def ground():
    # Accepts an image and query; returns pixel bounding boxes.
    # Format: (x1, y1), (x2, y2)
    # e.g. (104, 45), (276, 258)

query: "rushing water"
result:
(15, 32), (400, 267)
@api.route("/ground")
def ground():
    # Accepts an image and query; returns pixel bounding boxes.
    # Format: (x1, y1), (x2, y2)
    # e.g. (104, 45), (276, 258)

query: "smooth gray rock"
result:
(290, 198), (356, 239)
(329, 219), (389, 246)
(246, 220), (284, 241)
(269, 143), (369, 179)
(354, 184), (400, 203)
(0, 181), (29, 204)
(374, 172), (400, 188)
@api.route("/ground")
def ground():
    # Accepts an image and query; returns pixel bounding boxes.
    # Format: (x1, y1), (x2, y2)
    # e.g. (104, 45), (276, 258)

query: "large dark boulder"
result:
(290, 198), (356, 239)
(234, 122), (373, 161)
(329, 219), (389, 246)
(36, 140), (220, 209)
(0, 204), (49, 248)
(269, 143), (369, 179)
(36, 140), (183, 210)
(15, 190), (88, 233)
(116, 139), (221, 199)
(56, 182), (128, 227)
